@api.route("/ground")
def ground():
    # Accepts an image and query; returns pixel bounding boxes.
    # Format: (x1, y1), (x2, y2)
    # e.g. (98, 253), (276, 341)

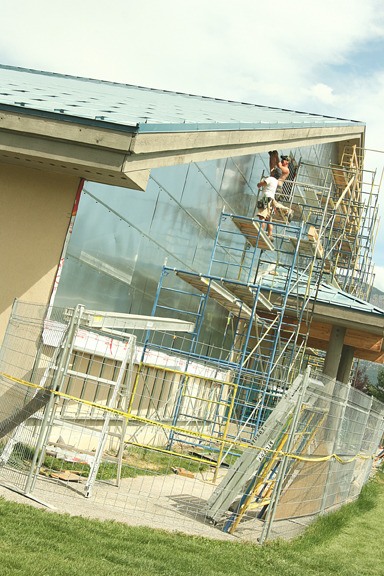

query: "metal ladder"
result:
(205, 370), (323, 528)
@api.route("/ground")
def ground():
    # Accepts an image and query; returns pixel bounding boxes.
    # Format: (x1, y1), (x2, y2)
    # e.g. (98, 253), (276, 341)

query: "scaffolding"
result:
(145, 213), (320, 451)
(133, 145), (380, 458)
(285, 145), (379, 298)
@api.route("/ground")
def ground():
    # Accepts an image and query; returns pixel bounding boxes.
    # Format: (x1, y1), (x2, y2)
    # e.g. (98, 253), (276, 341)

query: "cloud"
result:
(307, 83), (337, 105)
(1, 1), (384, 100)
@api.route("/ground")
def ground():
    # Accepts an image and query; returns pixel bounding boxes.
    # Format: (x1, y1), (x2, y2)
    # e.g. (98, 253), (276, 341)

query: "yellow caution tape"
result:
(0, 371), (375, 464)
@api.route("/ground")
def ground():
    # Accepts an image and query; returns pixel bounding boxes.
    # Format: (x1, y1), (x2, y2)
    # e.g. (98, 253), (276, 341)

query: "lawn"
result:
(0, 470), (383, 576)
(8, 442), (210, 481)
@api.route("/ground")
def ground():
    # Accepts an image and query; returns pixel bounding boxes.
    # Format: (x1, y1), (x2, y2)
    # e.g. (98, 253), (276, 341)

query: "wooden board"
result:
(222, 282), (274, 311)
(231, 216), (275, 251)
(176, 271), (253, 320)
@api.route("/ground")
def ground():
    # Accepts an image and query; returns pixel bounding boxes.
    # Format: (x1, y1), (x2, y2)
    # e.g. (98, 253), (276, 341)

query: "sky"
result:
(1, 0), (384, 288)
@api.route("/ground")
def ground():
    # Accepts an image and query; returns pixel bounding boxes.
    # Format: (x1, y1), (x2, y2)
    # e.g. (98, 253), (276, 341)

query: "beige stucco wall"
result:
(0, 162), (81, 343)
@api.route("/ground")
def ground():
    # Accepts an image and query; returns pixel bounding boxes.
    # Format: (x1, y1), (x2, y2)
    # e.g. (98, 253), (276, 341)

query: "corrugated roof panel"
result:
(0, 65), (365, 133)
(261, 267), (384, 316)
(315, 283), (384, 314)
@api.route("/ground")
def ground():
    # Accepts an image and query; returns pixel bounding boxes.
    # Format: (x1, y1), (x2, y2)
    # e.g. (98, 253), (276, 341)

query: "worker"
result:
(257, 167), (293, 241)
(268, 150), (291, 196)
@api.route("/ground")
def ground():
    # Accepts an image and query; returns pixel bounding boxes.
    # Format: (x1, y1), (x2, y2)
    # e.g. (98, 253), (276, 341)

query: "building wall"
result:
(54, 143), (338, 327)
(0, 162), (80, 341)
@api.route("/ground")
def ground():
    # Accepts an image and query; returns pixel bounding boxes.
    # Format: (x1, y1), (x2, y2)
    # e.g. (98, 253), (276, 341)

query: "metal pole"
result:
(24, 304), (84, 495)
(116, 336), (137, 487)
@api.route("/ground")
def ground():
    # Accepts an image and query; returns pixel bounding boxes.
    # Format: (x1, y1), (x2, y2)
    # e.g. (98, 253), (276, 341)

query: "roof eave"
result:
(0, 108), (148, 190)
(0, 107), (365, 190)
(124, 124), (365, 172)
(312, 301), (384, 335)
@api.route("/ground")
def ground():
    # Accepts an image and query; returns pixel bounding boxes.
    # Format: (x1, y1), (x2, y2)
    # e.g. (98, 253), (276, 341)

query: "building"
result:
(0, 65), (382, 372)
(0, 65), (383, 538)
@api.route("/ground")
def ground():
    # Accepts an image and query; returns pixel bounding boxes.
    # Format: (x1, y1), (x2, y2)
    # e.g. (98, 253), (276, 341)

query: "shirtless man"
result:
(268, 150), (290, 194)
(268, 150), (294, 223)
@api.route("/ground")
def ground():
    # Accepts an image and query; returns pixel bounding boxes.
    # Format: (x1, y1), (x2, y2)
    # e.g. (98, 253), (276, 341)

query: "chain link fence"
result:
(0, 301), (383, 543)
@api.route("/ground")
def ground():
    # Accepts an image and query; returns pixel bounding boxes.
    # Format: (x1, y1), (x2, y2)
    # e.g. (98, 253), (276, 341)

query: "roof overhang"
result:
(124, 124), (365, 176)
(0, 107), (365, 192)
(291, 302), (384, 363)
(259, 296), (384, 363)
(309, 302), (384, 362)
(311, 301), (384, 335)
(0, 108), (148, 191)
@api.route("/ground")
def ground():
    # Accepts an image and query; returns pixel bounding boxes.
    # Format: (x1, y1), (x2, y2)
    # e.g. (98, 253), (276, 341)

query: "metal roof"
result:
(0, 64), (365, 134)
(262, 267), (384, 317)
(314, 282), (384, 316)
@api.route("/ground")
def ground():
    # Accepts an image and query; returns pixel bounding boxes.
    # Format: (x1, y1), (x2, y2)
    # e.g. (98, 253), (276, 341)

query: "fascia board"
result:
(129, 125), (364, 155)
(312, 302), (384, 335)
(0, 110), (149, 189)
(0, 109), (135, 151)
(123, 128), (364, 172)
(0, 130), (147, 190)
(0, 109), (365, 188)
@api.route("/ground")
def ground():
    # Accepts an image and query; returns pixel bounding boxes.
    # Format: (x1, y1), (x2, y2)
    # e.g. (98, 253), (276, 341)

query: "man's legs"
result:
(258, 199), (274, 238)
(257, 215), (273, 238)
(258, 215), (266, 228)
(273, 199), (294, 222)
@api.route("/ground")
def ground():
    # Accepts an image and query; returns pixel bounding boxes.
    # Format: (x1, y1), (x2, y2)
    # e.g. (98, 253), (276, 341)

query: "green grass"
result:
(43, 447), (208, 480)
(0, 470), (383, 575)
(8, 442), (209, 480)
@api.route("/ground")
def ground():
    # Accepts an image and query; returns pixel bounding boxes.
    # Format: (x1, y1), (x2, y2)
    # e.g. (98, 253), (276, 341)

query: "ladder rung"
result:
(66, 370), (118, 386)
